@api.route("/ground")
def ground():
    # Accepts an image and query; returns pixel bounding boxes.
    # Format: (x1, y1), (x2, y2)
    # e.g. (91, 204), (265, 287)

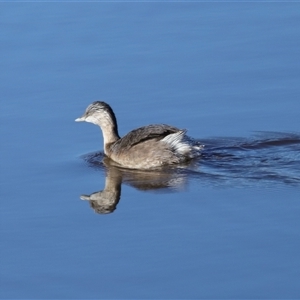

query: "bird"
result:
(75, 101), (203, 169)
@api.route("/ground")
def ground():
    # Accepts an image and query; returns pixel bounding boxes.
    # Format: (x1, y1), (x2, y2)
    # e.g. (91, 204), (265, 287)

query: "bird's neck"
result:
(100, 124), (120, 154)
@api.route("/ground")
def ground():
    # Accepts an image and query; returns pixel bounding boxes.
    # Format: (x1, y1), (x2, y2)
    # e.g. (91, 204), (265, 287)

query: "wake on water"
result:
(200, 132), (300, 186)
(82, 132), (300, 189)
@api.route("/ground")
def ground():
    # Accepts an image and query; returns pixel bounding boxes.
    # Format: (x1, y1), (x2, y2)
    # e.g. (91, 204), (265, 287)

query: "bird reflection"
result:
(80, 156), (193, 214)
(80, 166), (122, 214)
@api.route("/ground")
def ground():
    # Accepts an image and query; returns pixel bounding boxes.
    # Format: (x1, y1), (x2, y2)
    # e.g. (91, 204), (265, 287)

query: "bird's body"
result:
(75, 101), (203, 169)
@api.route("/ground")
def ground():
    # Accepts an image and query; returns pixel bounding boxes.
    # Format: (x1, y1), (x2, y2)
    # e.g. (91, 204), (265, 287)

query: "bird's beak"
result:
(80, 194), (90, 200)
(75, 116), (85, 122)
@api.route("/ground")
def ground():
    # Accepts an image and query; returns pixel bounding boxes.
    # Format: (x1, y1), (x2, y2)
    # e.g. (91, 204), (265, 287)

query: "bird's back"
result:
(110, 124), (180, 152)
(106, 124), (201, 169)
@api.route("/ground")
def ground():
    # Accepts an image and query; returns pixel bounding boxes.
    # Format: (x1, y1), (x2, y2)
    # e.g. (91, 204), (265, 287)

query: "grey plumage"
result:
(75, 101), (203, 169)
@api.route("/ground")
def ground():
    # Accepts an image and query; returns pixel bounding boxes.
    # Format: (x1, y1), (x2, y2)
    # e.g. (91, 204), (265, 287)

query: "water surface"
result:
(1, 2), (300, 299)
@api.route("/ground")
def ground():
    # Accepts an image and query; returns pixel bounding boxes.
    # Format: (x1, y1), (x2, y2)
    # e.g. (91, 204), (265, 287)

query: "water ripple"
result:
(200, 132), (300, 186)
(81, 132), (300, 189)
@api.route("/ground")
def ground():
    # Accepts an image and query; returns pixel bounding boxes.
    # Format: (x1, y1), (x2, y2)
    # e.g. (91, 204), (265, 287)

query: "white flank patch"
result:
(162, 131), (191, 154)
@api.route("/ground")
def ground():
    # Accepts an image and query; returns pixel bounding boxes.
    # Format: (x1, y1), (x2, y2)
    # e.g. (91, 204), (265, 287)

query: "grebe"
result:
(75, 101), (203, 169)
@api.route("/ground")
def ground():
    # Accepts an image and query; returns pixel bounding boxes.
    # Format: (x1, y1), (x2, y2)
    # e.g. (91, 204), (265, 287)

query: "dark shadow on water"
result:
(79, 132), (300, 214)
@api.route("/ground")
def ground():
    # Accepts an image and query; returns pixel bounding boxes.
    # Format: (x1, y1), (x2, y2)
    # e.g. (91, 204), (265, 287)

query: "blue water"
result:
(1, 2), (300, 298)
